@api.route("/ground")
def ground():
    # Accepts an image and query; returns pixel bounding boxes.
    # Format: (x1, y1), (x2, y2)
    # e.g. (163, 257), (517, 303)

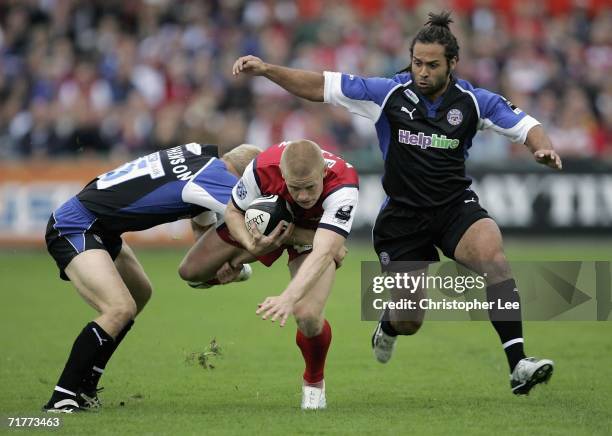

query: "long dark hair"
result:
(397, 11), (459, 74)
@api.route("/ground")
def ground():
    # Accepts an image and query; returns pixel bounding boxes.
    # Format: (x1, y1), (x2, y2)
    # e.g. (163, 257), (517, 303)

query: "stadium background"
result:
(1, 1), (611, 434)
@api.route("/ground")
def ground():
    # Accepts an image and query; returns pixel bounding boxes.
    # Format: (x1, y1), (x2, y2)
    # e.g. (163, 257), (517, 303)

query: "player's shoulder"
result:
(253, 143), (284, 169)
(322, 150), (359, 189)
(390, 72), (412, 84)
(454, 77), (500, 105)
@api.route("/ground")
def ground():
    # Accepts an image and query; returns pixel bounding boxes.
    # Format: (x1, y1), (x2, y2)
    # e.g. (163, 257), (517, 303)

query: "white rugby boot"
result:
(301, 381), (326, 410)
(371, 321), (397, 363)
(510, 357), (554, 395)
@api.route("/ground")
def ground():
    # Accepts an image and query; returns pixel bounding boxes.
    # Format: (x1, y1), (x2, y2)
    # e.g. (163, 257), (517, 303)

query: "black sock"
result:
(83, 320), (134, 392)
(487, 279), (526, 372)
(50, 322), (114, 402)
(380, 308), (399, 336)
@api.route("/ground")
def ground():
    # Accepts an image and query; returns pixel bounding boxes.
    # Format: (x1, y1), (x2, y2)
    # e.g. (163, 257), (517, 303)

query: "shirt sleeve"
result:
(230, 160), (262, 212)
(471, 86), (540, 143)
(182, 159), (236, 214)
(318, 186), (359, 238)
(324, 71), (400, 122)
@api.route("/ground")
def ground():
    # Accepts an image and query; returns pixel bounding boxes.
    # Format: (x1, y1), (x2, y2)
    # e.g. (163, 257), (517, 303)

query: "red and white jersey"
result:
(231, 142), (359, 237)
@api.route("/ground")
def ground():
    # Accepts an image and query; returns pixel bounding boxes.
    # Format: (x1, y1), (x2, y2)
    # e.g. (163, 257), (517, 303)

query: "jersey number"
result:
(96, 152), (165, 189)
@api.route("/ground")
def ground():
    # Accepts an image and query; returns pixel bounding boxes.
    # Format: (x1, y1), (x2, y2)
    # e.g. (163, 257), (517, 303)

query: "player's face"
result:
(284, 168), (325, 209)
(411, 42), (456, 100)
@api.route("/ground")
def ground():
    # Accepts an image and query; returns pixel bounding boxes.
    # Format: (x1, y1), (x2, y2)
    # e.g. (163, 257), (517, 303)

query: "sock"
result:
(487, 279), (526, 372)
(296, 319), (332, 385)
(51, 322), (114, 402)
(380, 320), (399, 336)
(380, 307), (398, 336)
(83, 320), (134, 392)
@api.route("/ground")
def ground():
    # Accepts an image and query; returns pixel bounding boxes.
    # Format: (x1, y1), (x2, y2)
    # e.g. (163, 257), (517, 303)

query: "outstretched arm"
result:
(255, 228), (345, 326)
(232, 55), (324, 102)
(525, 125), (562, 170)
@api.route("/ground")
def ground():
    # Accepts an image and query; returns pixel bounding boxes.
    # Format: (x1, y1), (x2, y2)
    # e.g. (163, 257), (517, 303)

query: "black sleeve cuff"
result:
(317, 223), (349, 238)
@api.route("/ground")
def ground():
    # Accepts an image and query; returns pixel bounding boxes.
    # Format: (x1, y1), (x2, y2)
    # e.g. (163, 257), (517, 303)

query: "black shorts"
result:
(45, 197), (122, 281)
(373, 189), (490, 268)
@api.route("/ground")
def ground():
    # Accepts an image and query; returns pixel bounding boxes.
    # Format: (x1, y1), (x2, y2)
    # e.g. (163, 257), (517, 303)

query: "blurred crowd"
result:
(1, 0), (611, 166)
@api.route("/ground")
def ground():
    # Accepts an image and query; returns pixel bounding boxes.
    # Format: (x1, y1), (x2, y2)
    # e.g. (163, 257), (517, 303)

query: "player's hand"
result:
(215, 261), (242, 284)
(247, 221), (294, 256)
(232, 55), (267, 76)
(256, 294), (296, 327)
(333, 245), (348, 269)
(534, 150), (562, 170)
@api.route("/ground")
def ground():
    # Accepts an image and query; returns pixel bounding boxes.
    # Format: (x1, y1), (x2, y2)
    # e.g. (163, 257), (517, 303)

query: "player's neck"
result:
(425, 80), (451, 103)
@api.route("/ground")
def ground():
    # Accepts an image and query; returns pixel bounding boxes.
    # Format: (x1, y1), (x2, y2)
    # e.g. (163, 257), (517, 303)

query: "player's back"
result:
(77, 143), (227, 233)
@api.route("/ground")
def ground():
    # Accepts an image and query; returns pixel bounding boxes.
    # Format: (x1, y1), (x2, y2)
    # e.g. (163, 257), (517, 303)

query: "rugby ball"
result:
(244, 195), (293, 236)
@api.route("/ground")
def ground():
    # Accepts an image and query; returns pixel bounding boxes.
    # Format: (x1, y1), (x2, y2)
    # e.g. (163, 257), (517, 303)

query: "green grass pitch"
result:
(1, 240), (611, 435)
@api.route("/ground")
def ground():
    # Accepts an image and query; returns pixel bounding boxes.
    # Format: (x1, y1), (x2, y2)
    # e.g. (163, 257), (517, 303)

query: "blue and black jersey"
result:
(324, 71), (540, 207)
(74, 143), (237, 234)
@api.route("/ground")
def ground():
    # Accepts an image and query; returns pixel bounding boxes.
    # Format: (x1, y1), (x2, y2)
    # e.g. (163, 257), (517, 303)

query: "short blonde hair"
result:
(280, 140), (325, 178)
(222, 144), (262, 175)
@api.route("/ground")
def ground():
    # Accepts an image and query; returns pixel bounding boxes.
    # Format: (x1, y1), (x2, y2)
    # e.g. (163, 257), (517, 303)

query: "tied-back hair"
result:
(396, 11), (459, 74)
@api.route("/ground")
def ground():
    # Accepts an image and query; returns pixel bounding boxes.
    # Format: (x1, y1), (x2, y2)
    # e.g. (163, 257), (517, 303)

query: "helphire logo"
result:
(398, 129), (460, 150)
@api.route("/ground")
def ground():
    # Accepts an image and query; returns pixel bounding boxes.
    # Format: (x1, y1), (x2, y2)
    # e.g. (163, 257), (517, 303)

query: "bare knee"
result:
(391, 319), (423, 335)
(294, 308), (323, 338)
(178, 260), (213, 283)
(481, 251), (512, 283)
(105, 299), (137, 326)
(178, 261), (196, 282)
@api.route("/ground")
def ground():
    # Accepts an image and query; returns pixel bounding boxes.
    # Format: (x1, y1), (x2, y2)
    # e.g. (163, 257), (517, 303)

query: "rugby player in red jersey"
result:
(179, 139), (359, 409)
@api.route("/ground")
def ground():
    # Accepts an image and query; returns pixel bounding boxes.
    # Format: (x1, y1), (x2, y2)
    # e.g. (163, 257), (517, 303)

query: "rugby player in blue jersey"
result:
(232, 11), (562, 396)
(43, 143), (261, 412)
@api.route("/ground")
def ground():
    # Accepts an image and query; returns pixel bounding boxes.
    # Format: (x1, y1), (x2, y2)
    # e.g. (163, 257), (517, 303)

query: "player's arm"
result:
(224, 201), (293, 256)
(232, 55), (324, 102)
(525, 125), (562, 170)
(256, 229), (345, 326)
(233, 55), (397, 123)
(284, 228), (344, 301)
(256, 185), (358, 325)
(470, 84), (562, 170)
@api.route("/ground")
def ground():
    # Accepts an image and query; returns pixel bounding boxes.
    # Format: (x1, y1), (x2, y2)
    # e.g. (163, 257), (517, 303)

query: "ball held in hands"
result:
(244, 195), (293, 236)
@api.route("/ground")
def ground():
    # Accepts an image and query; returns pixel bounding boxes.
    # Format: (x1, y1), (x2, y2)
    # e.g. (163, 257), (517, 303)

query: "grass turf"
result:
(1, 240), (611, 435)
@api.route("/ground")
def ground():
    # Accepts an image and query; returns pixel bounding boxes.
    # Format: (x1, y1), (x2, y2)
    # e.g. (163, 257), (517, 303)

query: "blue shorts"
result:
(45, 197), (122, 281)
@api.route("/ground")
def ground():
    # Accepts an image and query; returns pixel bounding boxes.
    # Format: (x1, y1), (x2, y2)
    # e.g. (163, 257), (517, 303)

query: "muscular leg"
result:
(453, 218), (511, 284)
(289, 254), (335, 387)
(79, 243), (154, 396)
(454, 218), (525, 371)
(47, 249), (137, 408)
(385, 268), (427, 336)
(65, 250), (137, 338)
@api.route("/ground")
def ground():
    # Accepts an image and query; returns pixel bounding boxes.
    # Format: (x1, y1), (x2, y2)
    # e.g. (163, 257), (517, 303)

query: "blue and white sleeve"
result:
(182, 159), (237, 215)
(324, 72), (400, 122)
(457, 80), (540, 144)
(230, 160), (261, 212)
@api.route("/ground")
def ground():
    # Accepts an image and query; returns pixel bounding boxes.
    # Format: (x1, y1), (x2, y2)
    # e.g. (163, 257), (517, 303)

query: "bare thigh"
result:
(178, 227), (245, 283)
